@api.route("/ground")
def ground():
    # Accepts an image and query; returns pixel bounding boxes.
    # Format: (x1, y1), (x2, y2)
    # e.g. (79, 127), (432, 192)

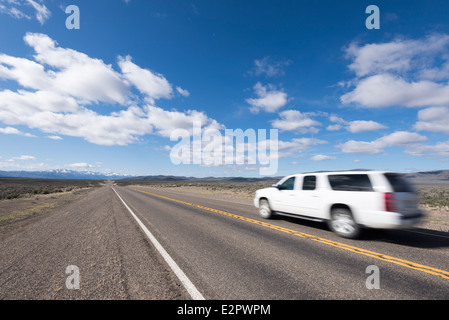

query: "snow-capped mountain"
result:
(0, 169), (132, 180)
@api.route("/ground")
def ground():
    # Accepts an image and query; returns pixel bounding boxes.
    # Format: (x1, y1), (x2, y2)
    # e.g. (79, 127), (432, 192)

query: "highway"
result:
(0, 182), (448, 300)
(113, 184), (449, 300)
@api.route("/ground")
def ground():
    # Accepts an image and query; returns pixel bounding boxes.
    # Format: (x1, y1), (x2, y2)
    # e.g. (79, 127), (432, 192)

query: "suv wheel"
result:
(328, 208), (361, 239)
(259, 199), (273, 219)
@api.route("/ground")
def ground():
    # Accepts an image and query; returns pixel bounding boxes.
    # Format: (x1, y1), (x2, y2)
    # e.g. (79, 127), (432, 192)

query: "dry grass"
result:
(416, 184), (449, 210)
(0, 178), (104, 200)
(116, 180), (275, 198)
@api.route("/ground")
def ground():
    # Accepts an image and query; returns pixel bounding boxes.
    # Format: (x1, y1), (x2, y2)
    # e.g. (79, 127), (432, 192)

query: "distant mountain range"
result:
(403, 170), (449, 184)
(0, 169), (448, 184)
(125, 175), (281, 182)
(0, 169), (130, 180)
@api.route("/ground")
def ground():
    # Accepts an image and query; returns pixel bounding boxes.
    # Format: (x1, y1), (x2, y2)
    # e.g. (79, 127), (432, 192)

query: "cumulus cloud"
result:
(0, 126), (36, 137)
(0, 33), (221, 146)
(271, 109), (321, 134)
(246, 82), (288, 113)
(414, 106), (449, 134)
(341, 34), (449, 108)
(277, 137), (328, 158)
(341, 74), (449, 108)
(118, 55), (173, 103)
(337, 131), (427, 154)
(310, 154), (335, 161)
(46, 135), (62, 140)
(405, 140), (449, 157)
(146, 105), (223, 138)
(326, 115), (387, 133)
(65, 162), (96, 171)
(347, 120), (387, 133)
(345, 35), (449, 78)
(10, 155), (36, 161)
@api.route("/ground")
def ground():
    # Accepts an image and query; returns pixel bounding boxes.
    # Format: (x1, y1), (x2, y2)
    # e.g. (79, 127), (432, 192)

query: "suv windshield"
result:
(278, 177), (295, 190)
(384, 173), (415, 192)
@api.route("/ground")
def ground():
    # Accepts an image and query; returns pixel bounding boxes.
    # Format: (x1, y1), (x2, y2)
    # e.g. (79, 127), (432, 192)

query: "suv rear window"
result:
(328, 174), (373, 191)
(384, 173), (415, 192)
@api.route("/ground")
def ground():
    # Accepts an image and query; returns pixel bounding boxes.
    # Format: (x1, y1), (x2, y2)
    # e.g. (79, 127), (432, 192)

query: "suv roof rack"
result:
(302, 169), (373, 174)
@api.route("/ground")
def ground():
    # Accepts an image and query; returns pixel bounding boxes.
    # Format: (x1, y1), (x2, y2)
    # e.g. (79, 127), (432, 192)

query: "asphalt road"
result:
(1, 182), (448, 299)
(114, 184), (449, 300)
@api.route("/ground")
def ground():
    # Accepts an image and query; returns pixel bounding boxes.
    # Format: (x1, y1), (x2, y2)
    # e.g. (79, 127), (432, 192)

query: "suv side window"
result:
(328, 174), (373, 191)
(278, 177), (295, 190)
(302, 175), (316, 190)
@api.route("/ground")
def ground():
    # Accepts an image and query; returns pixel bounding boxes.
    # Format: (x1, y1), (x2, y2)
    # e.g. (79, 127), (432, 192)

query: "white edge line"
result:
(112, 186), (205, 300)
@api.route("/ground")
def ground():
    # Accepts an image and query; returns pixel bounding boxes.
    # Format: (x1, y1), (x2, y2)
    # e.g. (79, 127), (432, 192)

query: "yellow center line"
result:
(128, 187), (449, 280)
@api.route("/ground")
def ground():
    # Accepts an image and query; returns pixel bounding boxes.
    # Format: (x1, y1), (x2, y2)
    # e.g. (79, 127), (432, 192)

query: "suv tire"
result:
(328, 208), (361, 239)
(259, 199), (273, 219)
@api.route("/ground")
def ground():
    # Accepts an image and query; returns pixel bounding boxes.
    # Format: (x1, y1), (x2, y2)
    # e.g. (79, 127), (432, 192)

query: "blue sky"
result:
(1, 0), (449, 177)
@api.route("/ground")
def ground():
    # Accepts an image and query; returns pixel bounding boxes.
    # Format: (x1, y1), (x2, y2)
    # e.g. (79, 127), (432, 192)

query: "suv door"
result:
(272, 176), (296, 213)
(297, 175), (323, 218)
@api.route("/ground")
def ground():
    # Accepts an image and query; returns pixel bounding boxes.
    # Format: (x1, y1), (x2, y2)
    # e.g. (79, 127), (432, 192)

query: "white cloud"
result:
(0, 126), (36, 137)
(414, 106), (449, 134)
(337, 131), (428, 154)
(347, 120), (387, 133)
(405, 140), (449, 157)
(146, 105), (223, 138)
(326, 124), (342, 131)
(345, 34), (449, 78)
(277, 137), (328, 158)
(250, 56), (292, 77)
(246, 82), (288, 113)
(310, 154), (335, 161)
(11, 155), (36, 161)
(341, 34), (449, 108)
(24, 33), (131, 105)
(26, 0), (50, 24)
(341, 74), (449, 108)
(65, 162), (96, 171)
(0, 33), (222, 146)
(176, 86), (190, 97)
(0, 3), (30, 19)
(46, 135), (62, 140)
(118, 55), (173, 103)
(326, 115), (387, 133)
(271, 109), (321, 134)
(0, 0), (50, 24)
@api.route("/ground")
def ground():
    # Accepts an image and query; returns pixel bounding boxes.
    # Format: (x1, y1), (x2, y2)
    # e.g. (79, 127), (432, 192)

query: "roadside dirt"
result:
(0, 183), (189, 299)
(0, 188), (91, 241)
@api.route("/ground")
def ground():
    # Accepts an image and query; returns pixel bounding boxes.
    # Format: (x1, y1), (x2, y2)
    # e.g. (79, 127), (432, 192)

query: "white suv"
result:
(254, 171), (423, 238)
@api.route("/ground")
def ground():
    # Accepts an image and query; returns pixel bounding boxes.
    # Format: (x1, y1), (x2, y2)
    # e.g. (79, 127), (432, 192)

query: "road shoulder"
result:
(0, 182), (190, 299)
